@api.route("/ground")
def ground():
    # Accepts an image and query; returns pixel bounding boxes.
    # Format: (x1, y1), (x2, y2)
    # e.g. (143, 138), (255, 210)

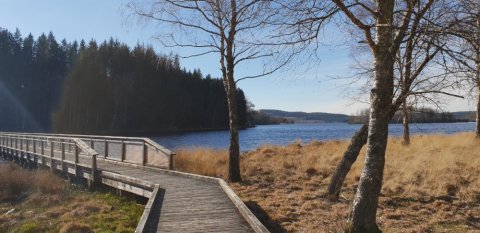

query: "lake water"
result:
(151, 122), (476, 151)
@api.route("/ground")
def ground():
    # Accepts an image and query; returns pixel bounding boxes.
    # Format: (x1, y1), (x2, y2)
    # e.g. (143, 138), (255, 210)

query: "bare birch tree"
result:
(284, 0), (444, 231)
(127, 0), (298, 182)
(326, 0), (467, 202)
(441, 0), (480, 137)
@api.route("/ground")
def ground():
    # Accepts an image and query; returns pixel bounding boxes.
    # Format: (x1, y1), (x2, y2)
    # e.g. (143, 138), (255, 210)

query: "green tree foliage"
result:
(0, 28), (248, 133)
(0, 28), (71, 131)
(53, 40), (248, 133)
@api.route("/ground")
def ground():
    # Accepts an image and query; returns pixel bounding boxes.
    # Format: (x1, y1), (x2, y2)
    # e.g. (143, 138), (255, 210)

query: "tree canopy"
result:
(0, 28), (248, 134)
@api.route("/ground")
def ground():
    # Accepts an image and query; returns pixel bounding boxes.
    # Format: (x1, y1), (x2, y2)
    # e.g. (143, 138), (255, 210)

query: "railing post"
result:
(50, 141), (54, 172)
(75, 144), (79, 164)
(20, 138), (25, 166)
(61, 142), (65, 160)
(104, 140), (108, 159)
(15, 137), (18, 162)
(169, 153), (175, 170)
(74, 144), (80, 177)
(121, 141), (126, 162)
(142, 141), (148, 166)
(33, 140), (36, 154)
(41, 140), (45, 167)
(89, 154), (97, 191)
(61, 141), (66, 173)
(90, 139), (94, 149)
(33, 140), (37, 167)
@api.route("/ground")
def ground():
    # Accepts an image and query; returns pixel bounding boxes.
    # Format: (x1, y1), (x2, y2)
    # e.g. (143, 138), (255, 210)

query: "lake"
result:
(151, 122), (476, 151)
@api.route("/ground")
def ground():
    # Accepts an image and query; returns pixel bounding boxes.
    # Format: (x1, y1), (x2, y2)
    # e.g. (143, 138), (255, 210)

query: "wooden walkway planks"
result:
(97, 161), (254, 233)
(0, 134), (265, 233)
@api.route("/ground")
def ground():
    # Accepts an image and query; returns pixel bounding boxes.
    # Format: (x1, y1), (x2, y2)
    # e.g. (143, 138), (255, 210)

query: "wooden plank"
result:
(0, 132), (267, 233)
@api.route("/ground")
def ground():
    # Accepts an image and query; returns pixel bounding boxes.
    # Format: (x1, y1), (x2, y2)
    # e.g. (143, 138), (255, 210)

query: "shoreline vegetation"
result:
(173, 133), (480, 232)
(348, 108), (475, 124)
(0, 164), (144, 233)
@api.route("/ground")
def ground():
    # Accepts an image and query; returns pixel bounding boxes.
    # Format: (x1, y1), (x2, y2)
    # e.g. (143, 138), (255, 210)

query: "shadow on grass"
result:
(245, 201), (287, 233)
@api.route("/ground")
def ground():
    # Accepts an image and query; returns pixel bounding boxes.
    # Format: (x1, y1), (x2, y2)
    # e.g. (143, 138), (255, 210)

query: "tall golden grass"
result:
(0, 164), (67, 201)
(174, 133), (480, 232)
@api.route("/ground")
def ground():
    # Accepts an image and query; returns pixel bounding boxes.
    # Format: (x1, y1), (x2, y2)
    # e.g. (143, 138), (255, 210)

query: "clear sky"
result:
(0, 0), (473, 114)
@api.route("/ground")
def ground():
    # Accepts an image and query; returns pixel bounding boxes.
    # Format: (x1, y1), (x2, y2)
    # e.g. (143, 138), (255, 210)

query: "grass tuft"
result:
(59, 222), (93, 233)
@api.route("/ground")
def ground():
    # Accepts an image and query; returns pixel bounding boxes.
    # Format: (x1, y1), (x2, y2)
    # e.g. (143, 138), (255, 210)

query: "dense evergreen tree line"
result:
(0, 28), (248, 133)
(0, 29), (73, 131)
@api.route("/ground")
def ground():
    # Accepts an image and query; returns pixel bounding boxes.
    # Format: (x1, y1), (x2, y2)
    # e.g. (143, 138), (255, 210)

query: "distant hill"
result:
(259, 109), (476, 124)
(259, 109), (349, 123)
(451, 111), (476, 121)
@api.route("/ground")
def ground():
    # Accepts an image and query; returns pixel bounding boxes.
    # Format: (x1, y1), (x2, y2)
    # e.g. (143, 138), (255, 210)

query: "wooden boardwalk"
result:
(0, 133), (268, 233)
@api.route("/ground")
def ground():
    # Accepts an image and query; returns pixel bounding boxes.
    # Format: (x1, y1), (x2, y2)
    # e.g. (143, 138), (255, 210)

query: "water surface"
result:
(151, 122), (476, 151)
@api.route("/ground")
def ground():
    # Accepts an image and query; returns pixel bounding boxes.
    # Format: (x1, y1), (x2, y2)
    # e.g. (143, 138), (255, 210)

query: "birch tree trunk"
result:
(225, 80), (241, 182)
(347, 1), (394, 231)
(327, 124), (368, 200)
(476, 8), (480, 138)
(328, 105), (403, 200)
(225, 0), (241, 182)
(477, 84), (480, 138)
(402, 100), (410, 145)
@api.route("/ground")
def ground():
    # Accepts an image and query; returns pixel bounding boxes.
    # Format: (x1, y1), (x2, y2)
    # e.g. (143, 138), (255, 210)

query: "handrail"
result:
(0, 134), (97, 157)
(0, 132), (173, 169)
(73, 138), (99, 157)
(0, 132), (173, 156)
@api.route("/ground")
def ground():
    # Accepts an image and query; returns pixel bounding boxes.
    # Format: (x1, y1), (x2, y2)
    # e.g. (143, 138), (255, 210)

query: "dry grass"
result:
(0, 164), (144, 233)
(0, 164), (67, 201)
(175, 147), (228, 177)
(174, 133), (480, 232)
(59, 222), (93, 233)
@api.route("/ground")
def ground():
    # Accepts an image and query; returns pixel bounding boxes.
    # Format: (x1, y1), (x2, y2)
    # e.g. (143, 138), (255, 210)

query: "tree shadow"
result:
(244, 201), (287, 233)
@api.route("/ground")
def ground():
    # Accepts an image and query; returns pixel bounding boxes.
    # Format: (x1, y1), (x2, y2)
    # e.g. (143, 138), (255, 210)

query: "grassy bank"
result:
(0, 164), (144, 233)
(174, 133), (480, 232)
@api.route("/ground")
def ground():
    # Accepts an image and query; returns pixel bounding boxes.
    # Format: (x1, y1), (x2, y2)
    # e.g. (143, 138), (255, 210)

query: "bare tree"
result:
(441, 0), (480, 137)
(323, 0), (470, 200)
(285, 0), (447, 231)
(128, 0), (297, 182)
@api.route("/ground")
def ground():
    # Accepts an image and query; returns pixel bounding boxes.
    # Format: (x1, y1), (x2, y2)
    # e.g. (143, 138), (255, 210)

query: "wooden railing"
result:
(0, 132), (174, 169)
(0, 132), (270, 233)
(0, 133), (99, 188)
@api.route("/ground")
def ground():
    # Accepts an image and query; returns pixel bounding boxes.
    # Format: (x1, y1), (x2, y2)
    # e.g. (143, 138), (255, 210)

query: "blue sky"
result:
(0, 0), (473, 114)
